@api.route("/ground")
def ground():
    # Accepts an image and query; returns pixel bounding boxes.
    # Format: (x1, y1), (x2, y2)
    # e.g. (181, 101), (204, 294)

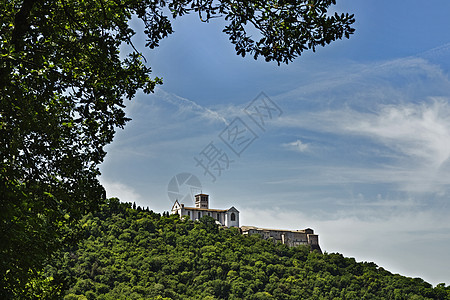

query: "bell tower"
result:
(195, 194), (209, 209)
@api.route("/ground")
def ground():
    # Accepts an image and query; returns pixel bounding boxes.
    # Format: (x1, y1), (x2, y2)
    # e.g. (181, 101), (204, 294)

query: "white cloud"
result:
(99, 178), (145, 207)
(345, 99), (450, 168)
(313, 101), (450, 194)
(282, 139), (309, 152)
(273, 56), (450, 196)
(156, 88), (229, 125)
(275, 57), (450, 110)
(418, 42), (450, 62)
(279, 109), (450, 194)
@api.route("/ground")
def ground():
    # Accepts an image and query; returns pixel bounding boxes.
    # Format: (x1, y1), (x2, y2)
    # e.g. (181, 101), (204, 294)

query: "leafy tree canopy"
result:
(44, 201), (450, 299)
(0, 0), (354, 296)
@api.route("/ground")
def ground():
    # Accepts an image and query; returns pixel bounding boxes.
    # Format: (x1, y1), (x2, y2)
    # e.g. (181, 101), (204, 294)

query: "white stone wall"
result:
(171, 199), (239, 228)
(225, 208), (239, 228)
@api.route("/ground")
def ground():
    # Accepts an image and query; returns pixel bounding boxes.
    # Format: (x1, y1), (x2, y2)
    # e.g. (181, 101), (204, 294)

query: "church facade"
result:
(171, 194), (239, 227)
(171, 193), (321, 252)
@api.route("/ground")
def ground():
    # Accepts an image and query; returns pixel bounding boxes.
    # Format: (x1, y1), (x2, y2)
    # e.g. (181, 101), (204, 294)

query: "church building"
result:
(171, 194), (239, 227)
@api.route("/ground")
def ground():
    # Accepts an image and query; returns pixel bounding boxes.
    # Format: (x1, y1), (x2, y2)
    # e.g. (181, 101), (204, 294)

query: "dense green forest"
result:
(34, 198), (449, 299)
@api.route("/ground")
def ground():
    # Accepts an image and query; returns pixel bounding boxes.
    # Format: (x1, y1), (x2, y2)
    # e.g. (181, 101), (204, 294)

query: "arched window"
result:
(231, 213), (236, 221)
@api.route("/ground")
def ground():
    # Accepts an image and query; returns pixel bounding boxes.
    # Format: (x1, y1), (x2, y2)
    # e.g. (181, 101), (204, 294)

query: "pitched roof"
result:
(182, 206), (229, 213)
(171, 200), (181, 211)
(241, 226), (312, 234)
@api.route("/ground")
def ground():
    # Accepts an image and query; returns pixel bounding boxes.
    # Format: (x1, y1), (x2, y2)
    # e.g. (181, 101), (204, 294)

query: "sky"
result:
(100, 0), (450, 286)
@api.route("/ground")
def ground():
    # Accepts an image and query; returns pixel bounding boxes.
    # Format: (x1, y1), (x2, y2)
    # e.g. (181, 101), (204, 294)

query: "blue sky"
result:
(100, 1), (450, 285)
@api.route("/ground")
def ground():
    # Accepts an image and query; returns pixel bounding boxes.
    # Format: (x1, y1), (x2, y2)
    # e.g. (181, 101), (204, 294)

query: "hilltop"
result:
(43, 198), (450, 299)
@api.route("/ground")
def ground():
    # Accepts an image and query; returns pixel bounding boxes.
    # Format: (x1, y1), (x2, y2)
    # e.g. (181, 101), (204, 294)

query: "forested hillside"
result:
(44, 199), (450, 299)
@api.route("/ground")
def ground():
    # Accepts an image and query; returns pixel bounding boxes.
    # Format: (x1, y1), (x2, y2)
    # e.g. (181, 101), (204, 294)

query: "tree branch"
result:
(11, 0), (40, 51)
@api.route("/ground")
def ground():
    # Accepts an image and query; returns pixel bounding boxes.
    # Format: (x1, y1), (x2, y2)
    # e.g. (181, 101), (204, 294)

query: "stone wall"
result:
(241, 226), (322, 253)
